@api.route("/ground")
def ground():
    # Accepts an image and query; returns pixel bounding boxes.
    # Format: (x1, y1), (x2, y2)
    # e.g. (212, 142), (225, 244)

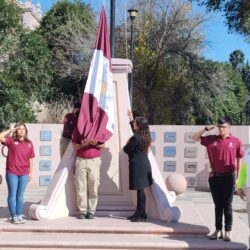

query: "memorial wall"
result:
(0, 124), (249, 191)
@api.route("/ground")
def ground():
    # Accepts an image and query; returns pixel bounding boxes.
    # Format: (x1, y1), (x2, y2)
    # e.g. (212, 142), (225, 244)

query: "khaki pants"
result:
(60, 137), (71, 158)
(75, 157), (101, 214)
(246, 188), (250, 247)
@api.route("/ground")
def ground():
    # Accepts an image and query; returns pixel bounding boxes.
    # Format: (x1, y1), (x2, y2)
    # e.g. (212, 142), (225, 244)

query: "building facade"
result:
(16, 0), (42, 30)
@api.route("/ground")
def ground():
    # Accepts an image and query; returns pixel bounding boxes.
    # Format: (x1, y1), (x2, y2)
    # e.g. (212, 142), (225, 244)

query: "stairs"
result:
(0, 216), (246, 249)
(0, 188), (247, 249)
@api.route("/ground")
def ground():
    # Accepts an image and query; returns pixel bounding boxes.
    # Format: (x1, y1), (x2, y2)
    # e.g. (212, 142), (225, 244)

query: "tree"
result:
(116, 0), (247, 125)
(5, 31), (53, 101)
(0, 0), (53, 128)
(0, 0), (22, 69)
(242, 61), (250, 92)
(192, 0), (250, 37)
(229, 50), (245, 71)
(117, 0), (207, 124)
(0, 74), (36, 130)
(39, 0), (97, 100)
(0, 0), (22, 36)
(190, 59), (247, 124)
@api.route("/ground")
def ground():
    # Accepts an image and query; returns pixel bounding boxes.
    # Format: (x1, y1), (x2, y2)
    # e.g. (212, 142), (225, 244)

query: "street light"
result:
(110, 0), (115, 58)
(128, 8), (138, 106)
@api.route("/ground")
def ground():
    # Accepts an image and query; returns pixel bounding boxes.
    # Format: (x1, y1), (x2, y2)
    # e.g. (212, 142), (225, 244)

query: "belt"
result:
(212, 172), (234, 177)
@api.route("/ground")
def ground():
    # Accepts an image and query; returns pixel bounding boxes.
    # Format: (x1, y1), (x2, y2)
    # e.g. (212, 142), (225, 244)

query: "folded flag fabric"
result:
(77, 6), (114, 143)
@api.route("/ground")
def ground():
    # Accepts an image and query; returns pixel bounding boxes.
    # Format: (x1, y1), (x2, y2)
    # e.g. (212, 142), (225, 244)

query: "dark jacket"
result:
(123, 133), (153, 190)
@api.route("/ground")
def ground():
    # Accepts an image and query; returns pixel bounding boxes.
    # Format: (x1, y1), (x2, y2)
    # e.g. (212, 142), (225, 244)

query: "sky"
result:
(34, 0), (250, 63)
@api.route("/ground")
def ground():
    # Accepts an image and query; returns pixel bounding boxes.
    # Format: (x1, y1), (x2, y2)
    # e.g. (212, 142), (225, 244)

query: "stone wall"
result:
(0, 124), (248, 191)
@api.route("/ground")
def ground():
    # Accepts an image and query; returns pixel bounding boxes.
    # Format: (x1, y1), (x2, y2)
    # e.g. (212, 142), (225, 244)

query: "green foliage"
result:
(117, 0), (247, 125)
(0, 0), (22, 61)
(193, 0), (250, 37)
(229, 50), (245, 71)
(39, 0), (96, 100)
(0, 0), (53, 127)
(0, 0), (22, 36)
(0, 0), (248, 126)
(40, 0), (94, 39)
(191, 60), (247, 124)
(119, 0), (206, 124)
(242, 62), (250, 92)
(6, 31), (53, 101)
(0, 74), (36, 130)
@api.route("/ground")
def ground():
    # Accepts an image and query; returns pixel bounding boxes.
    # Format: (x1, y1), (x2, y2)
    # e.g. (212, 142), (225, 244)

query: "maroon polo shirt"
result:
(201, 134), (244, 173)
(62, 112), (78, 139)
(3, 137), (35, 176)
(72, 129), (100, 159)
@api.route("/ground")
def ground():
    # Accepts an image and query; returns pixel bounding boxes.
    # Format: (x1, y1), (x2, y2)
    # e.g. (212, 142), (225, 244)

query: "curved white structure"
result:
(28, 58), (181, 222)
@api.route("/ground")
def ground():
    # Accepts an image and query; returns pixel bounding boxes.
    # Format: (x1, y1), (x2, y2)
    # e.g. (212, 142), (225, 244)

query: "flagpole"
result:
(110, 0), (115, 58)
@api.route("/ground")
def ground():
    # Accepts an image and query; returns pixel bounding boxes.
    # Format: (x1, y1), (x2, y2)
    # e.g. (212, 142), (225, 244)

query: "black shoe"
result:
(208, 230), (223, 240)
(79, 213), (87, 219)
(127, 211), (139, 220)
(86, 212), (95, 219)
(130, 213), (147, 222)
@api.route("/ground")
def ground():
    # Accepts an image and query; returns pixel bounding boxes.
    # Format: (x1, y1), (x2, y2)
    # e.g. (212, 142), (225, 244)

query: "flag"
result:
(77, 6), (114, 143)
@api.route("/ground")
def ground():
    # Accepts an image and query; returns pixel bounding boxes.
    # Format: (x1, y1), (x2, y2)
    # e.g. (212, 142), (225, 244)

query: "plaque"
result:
(184, 162), (197, 173)
(184, 132), (195, 143)
(246, 145), (250, 156)
(164, 161), (176, 172)
(150, 131), (156, 142)
(39, 160), (52, 171)
(39, 175), (51, 186)
(40, 130), (52, 141)
(40, 145), (52, 156)
(164, 146), (176, 157)
(184, 147), (197, 158)
(186, 176), (197, 187)
(164, 132), (176, 143)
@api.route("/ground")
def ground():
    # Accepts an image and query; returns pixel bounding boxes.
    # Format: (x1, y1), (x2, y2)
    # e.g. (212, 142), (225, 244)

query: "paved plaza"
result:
(0, 187), (248, 249)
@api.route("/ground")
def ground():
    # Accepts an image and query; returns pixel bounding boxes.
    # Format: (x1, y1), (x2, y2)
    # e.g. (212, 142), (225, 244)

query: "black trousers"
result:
(136, 189), (146, 215)
(208, 172), (235, 231)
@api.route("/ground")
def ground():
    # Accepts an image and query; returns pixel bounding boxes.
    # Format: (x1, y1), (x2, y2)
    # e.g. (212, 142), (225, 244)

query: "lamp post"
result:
(128, 8), (138, 106)
(110, 0), (115, 58)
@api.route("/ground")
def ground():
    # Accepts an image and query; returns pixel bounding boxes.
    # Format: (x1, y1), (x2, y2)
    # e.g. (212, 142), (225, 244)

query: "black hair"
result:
(134, 117), (151, 154)
(132, 110), (141, 118)
(217, 116), (231, 125)
(74, 102), (81, 109)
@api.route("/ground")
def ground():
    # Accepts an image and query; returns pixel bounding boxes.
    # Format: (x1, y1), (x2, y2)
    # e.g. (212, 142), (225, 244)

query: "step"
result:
(0, 216), (209, 235)
(0, 216), (247, 249)
(0, 231), (247, 249)
(0, 190), (247, 249)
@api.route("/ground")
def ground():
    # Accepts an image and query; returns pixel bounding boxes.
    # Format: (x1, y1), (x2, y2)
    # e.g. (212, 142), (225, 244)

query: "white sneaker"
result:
(17, 215), (26, 224)
(224, 231), (231, 241)
(11, 216), (20, 224)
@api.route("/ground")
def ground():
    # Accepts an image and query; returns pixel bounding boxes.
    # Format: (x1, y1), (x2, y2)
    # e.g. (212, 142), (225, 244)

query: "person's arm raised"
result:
(191, 125), (215, 142)
(0, 127), (18, 143)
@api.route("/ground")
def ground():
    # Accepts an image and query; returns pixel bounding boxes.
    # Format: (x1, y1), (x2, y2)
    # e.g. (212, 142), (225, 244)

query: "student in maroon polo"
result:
(72, 128), (105, 219)
(0, 123), (35, 224)
(60, 102), (81, 158)
(192, 116), (244, 242)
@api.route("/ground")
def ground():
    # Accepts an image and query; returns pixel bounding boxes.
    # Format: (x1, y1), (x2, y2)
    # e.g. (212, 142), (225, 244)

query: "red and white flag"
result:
(77, 6), (114, 143)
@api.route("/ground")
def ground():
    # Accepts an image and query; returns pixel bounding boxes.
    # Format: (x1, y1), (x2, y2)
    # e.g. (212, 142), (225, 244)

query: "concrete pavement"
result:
(0, 187), (248, 249)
